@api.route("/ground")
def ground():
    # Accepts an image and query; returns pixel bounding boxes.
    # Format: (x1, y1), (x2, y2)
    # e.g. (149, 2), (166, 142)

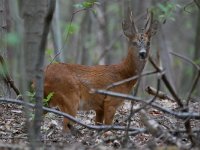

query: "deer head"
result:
(122, 11), (157, 60)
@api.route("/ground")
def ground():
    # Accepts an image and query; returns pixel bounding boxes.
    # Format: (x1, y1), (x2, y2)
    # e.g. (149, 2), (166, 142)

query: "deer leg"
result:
(95, 109), (104, 124)
(103, 101), (117, 125)
(55, 94), (79, 133)
(103, 98), (123, 125)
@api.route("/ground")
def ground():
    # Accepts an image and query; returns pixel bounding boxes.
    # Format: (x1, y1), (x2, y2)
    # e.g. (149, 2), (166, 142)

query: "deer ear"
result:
(146, 20), (158, 37)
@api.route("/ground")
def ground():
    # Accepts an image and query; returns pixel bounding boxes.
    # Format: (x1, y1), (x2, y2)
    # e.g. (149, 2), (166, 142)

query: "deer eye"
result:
(132, 41), (137, 46)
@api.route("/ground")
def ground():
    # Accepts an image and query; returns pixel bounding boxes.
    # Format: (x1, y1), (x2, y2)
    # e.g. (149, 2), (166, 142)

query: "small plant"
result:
(43, 92), (54, 107)
(26, 91), (54, 107)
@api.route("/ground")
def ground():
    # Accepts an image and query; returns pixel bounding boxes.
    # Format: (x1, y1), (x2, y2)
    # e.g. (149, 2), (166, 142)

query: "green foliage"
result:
(152, 2), (181, 22)
(43, 92), (54, 107)
(4, 32), (20, 46)
(194, 58), (200, 65)
(64, 23), (79, 37)
(45, 48), (55, 62)
(26, 91), (35, 103)
(74, 0), (100, 9)
(26, 91), (54, 107)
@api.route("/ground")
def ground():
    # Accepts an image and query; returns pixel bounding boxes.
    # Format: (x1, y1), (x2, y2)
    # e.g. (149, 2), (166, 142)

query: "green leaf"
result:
(64, 23), (79, 38)
(43, 92), (54, 107)
(74, 0), (98, 9)
(46, 48), (54, 56)
(4, 33), (20, 46)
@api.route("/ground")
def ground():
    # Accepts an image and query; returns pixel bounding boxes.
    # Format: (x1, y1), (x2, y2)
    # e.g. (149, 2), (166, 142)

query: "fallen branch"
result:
(91, 89), (200, 120)
(148, 56), (183, 107)
(145, 86), (174, 102)
(140, 110), (188, 148)
(0, 54), (21, 96)
(0, 97), (144, 132)
(170, 51), (200, 145)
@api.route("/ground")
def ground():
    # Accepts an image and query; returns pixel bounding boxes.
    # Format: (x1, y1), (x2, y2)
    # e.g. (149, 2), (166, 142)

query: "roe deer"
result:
(44, 11), (157, 132)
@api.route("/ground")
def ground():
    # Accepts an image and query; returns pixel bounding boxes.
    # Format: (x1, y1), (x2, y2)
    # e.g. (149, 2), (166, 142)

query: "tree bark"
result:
(33, 0), (55, 145)
(0, 0), (11, 98)
(22, 0), (48, 89)
(51, 0), (63, 62)
(96, 2), (109, 65)
(193, 8), (200, 95)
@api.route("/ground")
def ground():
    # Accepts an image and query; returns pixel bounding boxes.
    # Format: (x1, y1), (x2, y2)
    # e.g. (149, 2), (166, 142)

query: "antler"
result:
(122, 8), (138, 37)
(130, 11), (138, 33)
(144, 11), (153, 33)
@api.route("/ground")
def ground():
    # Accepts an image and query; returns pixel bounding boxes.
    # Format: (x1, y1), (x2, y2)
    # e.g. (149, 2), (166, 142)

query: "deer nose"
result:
(139, 49), (147, 59)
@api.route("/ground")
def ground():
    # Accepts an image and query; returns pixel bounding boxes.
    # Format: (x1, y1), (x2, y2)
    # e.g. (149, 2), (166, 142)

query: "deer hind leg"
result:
(50, 92), (79, 132)
(95, 109), (104, 125)
(62, 98), (79, 132)
(103, 98), (123, 125)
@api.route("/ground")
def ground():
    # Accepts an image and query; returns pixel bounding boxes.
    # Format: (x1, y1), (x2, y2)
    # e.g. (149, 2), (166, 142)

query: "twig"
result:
(148, 56), (183, 107)
(170, 51), (200, 105)
(95, 32), (122, 65)
(194, 0), (200, 9)
(91, 89), (200, 119)
(0, 54), (21, 96)
(106, 70), (159, 90)
(0, 97), (144, 132)
(145, 86), (174, 102)
(170, 51), (199, 146)
(140, 109), (187, 148)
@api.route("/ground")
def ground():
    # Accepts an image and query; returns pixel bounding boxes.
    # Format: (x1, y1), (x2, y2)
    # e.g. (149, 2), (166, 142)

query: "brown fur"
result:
(44, 14), (156, 131)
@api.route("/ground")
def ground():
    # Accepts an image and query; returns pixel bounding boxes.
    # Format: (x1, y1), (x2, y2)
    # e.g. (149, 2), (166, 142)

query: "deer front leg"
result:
(95, 109), (104, 124)
(103, 98), (123, 125)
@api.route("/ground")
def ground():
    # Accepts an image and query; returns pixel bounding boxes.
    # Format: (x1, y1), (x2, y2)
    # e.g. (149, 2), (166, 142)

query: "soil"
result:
(0, 97), (200, 149)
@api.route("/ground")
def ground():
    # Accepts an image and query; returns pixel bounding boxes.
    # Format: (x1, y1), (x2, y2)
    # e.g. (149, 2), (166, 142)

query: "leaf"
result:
(64, 23), (79, 38)
(46, 48), (54, 56)
(43, 92), (54, 106)
(74, 0), (98, 9)
(4, 33), (20, 46)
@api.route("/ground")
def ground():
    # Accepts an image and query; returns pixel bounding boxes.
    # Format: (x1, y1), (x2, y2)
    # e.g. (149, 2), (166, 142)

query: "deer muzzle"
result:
(139, 48), (147, 59)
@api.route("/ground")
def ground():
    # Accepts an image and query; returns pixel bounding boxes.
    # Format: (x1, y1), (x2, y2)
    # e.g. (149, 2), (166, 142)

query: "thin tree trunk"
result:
(8, 0), (24, 92)
(0, 0), (11, 98)
(22, 0), (48, 148)
(193, 9), (200, 95)
(51, 0), (63, 62)
(157, 27), (176, 91)
(96, 2), (109, 65)
(76, 10), (91, 65)
(34, 0), (55, 146)
(22, 0), (48, 89)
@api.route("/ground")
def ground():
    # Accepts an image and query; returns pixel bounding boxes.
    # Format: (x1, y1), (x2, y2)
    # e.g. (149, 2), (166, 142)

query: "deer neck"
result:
(120, 46), (146, 79)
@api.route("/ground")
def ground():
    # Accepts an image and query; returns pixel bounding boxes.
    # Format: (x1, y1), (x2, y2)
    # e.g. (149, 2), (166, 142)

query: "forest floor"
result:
(0, 96), (200, 149)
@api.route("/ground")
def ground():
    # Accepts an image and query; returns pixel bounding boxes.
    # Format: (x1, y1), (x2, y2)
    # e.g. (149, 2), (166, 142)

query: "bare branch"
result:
(170, 51), (200, 105)
(0, 54), (21, 96)
(91, 89), (200, 119)
(106, 70), (159, 90)
(0, 97), (144, 132)
(145, 86), (174, 102)
(148, 56), (183, 107)
(140, 110), (188, 148)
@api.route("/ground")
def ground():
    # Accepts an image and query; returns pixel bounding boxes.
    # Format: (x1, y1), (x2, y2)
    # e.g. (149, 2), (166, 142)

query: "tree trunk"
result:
(76, 10), (91, 65)
(51, 0), (63, 62)
(193, 9), (200, 95)
(34, 0), (55, 146)
(96, 2), (109, 65)
(0, 0), (11, 98)
(8, 0), (24, 92)
(22, 0), (48, 89)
